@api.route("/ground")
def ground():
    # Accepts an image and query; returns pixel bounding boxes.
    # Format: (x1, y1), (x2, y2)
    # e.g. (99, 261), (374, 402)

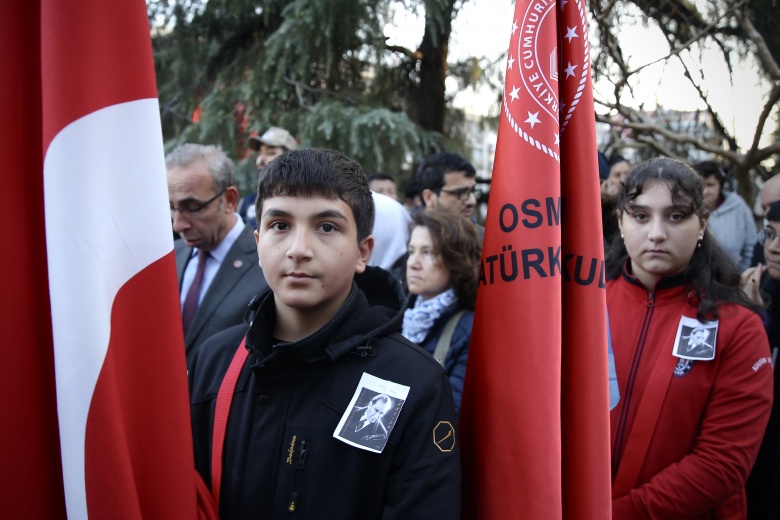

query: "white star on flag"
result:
(554, 132), (560, 145)
(512, 20), (518, 36)
(509, 85), (521, 101)
(525, 112), (541, 128)
(564, 62), (577, 78)
(565, 27), (578, 43)
(507, 56), (515, 70)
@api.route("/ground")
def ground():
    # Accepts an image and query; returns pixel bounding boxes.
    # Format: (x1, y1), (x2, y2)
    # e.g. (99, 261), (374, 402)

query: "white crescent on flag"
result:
(45, 99), (177, 519)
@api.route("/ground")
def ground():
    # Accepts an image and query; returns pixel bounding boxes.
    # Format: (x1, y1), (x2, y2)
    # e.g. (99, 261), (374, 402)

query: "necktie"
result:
(182, 249), (209, 336)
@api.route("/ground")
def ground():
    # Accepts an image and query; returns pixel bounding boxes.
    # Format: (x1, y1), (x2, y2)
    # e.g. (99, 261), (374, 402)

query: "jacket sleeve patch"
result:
(433, 421), (456, 453)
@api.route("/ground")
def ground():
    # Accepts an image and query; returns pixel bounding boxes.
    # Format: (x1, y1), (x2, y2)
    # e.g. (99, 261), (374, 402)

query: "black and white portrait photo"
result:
(673, 317), (718, 361)
(334, 373), (409, 453)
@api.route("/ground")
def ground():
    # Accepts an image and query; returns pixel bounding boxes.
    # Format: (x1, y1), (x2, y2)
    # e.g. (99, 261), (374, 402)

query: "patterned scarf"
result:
(401, 289), (457, 344)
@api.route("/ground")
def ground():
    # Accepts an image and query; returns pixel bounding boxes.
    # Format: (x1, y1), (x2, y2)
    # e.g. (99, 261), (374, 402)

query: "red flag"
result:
(1, 1), (209, 518)
(459, 0), (612, 518)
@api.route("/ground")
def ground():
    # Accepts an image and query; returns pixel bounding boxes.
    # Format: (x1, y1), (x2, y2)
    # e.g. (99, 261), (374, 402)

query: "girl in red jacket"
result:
(605, 157), (773, 519)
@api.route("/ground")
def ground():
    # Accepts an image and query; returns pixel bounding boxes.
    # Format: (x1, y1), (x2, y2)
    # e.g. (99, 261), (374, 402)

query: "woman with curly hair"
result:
(401, 209), (481, 415)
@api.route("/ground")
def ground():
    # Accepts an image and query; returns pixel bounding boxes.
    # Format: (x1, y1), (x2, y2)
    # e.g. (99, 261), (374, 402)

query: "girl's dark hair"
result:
(605, 157), (756, 320)
(410, 210), (482, 309)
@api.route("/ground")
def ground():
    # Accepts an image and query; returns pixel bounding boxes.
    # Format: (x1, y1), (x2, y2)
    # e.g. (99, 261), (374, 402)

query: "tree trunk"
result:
(413, 2), (455, 138)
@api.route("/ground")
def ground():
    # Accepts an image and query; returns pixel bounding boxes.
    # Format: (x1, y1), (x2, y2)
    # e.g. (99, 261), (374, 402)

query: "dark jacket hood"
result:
(244, 266), (408, 364)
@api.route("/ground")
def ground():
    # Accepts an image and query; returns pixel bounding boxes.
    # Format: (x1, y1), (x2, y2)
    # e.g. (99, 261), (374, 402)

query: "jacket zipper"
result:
(612, 292), (655, 478)
(287, 438), (309, 514)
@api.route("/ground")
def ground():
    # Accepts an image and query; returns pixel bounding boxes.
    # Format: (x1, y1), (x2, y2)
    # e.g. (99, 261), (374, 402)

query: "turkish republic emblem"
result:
(504, 0), (592, 162)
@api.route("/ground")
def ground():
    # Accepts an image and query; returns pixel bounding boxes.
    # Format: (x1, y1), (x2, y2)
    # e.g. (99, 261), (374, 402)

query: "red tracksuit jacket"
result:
(608, 271), (773, 519)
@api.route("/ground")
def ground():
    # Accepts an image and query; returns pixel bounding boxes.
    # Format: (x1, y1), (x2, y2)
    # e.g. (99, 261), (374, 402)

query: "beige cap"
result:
(248, 126), (298, 151)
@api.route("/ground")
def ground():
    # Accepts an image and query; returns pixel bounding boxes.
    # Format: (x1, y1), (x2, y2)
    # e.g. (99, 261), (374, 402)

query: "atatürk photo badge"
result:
(333, 372), (410, 453)
(673, 316), (718, 361)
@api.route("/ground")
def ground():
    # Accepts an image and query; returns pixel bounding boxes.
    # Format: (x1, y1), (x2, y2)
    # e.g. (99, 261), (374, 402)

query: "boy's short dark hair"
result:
(416, 152), (476, 192)
(255, 148), (375, 242)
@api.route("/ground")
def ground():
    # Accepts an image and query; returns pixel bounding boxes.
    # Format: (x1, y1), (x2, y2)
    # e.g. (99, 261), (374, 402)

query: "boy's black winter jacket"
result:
(189, 267), (461, 520)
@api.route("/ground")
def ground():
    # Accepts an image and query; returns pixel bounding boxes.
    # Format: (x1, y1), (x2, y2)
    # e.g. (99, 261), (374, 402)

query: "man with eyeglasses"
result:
(167, 143), (268, 367)
(416, 152), (483, 241)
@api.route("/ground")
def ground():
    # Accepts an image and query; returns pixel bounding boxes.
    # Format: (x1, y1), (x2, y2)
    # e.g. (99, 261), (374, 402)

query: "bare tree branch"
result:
(634, 134), (684, 161)
(736, 5), (780, 80)
(597, 112), (744, 162)
(676, 58), (739, 152)
(385, 44), (423, 61)
(590, 0), (778, 195)
(747, 85), (780, 159)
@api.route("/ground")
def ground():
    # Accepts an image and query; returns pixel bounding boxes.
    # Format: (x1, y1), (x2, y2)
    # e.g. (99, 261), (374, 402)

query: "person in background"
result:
(402, 210), (481, 415)
(608, 155), (632, 191)
(367, 172), (398, 200)
(416, 152), (483, 239)
(600, 151), (624, 249)
(695, 160), (756, 270)
(740, 199), (780, 520)
(238, 126), (298, 228)
(166, 143), (268, 367)
(402, 181), (423, 214)
(367, 191), (411, 282)
(750, 173), (780, 267)
(606, 157), (772, 519)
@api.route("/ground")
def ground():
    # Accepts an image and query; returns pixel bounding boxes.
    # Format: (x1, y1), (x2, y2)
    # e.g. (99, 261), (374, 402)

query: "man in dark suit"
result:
(167, 143), (268, 366)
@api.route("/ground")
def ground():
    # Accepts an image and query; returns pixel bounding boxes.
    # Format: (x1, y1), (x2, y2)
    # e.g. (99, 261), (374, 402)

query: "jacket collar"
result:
(620, 259), (691, 292)
(244, 266), (407, 365)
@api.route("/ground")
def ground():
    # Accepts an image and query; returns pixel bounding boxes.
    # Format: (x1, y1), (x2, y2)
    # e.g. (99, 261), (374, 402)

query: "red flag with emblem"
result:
(0, 1), (217, 518)
(459, 0), (612, 518)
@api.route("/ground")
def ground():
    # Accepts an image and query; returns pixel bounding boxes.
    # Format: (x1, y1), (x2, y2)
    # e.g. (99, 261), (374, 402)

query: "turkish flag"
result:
(1, 1), (214, 518)
(459, 0), (612, 518)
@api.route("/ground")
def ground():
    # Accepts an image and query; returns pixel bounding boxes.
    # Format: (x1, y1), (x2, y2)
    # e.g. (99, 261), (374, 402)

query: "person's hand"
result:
(741, 263), (766, 306)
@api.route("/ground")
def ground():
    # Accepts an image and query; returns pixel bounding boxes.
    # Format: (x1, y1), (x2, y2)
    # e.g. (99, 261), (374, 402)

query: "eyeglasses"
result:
(438, 185), (477, 201)
(170, 189), (225, 218)
(766, 228), (780, 244)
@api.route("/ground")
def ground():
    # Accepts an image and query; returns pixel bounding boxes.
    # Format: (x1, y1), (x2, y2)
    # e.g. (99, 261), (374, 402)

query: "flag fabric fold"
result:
(459, 0), (612, 518)
(2, 1), (211, 518)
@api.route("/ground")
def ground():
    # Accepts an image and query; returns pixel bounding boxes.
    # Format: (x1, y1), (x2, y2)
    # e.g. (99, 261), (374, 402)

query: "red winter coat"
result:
(608, 271), (773, 519)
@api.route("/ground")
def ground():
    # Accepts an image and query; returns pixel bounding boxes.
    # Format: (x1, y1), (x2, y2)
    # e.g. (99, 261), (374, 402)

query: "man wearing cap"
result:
(239, 126), (298, 228)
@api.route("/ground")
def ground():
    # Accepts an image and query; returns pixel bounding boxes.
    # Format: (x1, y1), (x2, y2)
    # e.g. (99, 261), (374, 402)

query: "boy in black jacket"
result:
(188, 148), (460, 520)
